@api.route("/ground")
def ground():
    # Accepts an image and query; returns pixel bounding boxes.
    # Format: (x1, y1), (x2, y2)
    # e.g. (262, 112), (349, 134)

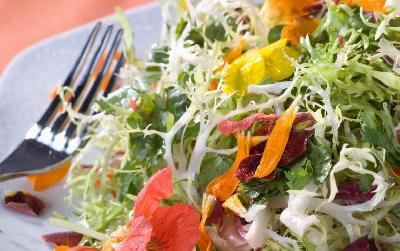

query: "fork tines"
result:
(28, 23), (125, 153)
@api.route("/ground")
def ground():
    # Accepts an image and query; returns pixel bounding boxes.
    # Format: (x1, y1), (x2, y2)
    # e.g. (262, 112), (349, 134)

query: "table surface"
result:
(0, 0), (153, 73)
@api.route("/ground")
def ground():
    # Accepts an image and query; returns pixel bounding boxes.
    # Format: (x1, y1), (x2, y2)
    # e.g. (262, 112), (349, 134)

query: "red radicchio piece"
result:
(342, 235), (377, 251)
(237, 113), (315, 183)
(42, 231), (83, 247)
(4, 191), (45, 216)
(334, 179), (376, 205)
(218, 113), (279, 135)
(396, 128), (400, 142)
(235, 154), (276, 183)
(207, 198), (224, 227)
(254, 112), (315, 166)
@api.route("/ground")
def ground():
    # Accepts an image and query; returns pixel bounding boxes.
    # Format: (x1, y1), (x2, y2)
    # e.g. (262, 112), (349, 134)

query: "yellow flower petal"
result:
(223, 39), (299, 96)
(222, 194), (247, 215)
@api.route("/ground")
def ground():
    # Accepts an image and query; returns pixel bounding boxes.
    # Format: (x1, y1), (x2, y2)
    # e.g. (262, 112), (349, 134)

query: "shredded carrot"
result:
(27, 160), (71, 191)
(214, 39), (246, 74)
(54, 246), (69, 251)
(358, 0), (386, 12)
(208, 78), (219, 91)
(197, 194), (215, 251)
(254, 103), (298, 178)
(281, 17), (320, 46)
(94, 178), (101, 187)
(206, 133), (250, 201)
(106, 171), (114, 179)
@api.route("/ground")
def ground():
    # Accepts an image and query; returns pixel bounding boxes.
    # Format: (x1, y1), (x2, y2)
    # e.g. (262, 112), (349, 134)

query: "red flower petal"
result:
(133, 167), (173, 220)
(149, 204), (200, 251)
(4, 191), (45, 216)
(218, 113), (278, 135)
(113, 216), (153, 251)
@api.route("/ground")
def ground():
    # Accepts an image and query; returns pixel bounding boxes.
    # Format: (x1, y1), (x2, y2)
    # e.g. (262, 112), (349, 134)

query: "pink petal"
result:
(218, 113), (279, 135)
(150, 204), (200, 251)
(4, 191), (45, 216)
(113, 216), (153, 251)
(133, 167), (173, 220)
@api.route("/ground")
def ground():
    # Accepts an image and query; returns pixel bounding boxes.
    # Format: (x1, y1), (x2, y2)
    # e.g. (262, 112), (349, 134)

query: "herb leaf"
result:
(308, 141), (332, 184)
(285, 159), (313, 190)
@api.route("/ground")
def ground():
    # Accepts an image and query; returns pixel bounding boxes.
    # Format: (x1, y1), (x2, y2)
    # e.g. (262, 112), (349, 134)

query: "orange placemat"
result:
(0, 0), (153, 73)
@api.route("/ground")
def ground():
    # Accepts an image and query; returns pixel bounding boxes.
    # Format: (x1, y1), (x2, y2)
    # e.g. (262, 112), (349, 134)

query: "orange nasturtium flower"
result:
(101, 167), (200, 251)
(254, 102), (299, 178)
(206, 133), (250, 201)
(281, 17), (321, 46)
(260, 0), (320, 26)
(340, 0), (387, 13)
(28, 160), (71, 191)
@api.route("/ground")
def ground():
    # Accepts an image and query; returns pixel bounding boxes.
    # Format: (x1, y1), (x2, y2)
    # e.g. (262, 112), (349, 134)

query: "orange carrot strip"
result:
(254, 103), (298, 178)
(54, 246), (69, 251)
(214, 39), (246, 74)
(358, 0), (386, 12)
(206, 133), (250, 201)
(208, 78), (219, 91)
(27, 160), (71, 191)
(197, 194), (215, 251)
(224, 39), (246, 64)
(281, 17), (320, 46)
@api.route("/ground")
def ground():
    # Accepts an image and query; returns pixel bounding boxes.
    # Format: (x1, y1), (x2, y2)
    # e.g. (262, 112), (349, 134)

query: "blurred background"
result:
(0, 0), (153, 72)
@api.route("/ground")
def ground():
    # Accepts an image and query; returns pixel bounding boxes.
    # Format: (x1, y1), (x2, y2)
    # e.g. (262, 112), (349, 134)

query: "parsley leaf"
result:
(308, 140), (332, 184)
(205, 22), (226, 42)
(285, 159), (313, 190)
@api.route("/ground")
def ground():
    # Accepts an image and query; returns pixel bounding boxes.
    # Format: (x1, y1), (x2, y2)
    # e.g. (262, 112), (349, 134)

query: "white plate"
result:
(0, 3), (161, 250)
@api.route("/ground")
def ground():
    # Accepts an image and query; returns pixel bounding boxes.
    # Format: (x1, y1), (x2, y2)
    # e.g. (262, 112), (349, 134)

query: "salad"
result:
(48, 0), (400, 250)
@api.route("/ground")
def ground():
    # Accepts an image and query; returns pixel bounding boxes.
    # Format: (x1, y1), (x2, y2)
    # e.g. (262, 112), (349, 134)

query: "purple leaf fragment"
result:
(4, 191), (45, 216)
(342, 235), (377, 251)
(334, 179), (376, 205)
(42, 231), (83, 247)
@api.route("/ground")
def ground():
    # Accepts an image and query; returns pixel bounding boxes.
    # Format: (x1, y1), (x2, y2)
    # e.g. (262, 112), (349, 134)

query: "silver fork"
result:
(0, 23), (125, 181)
